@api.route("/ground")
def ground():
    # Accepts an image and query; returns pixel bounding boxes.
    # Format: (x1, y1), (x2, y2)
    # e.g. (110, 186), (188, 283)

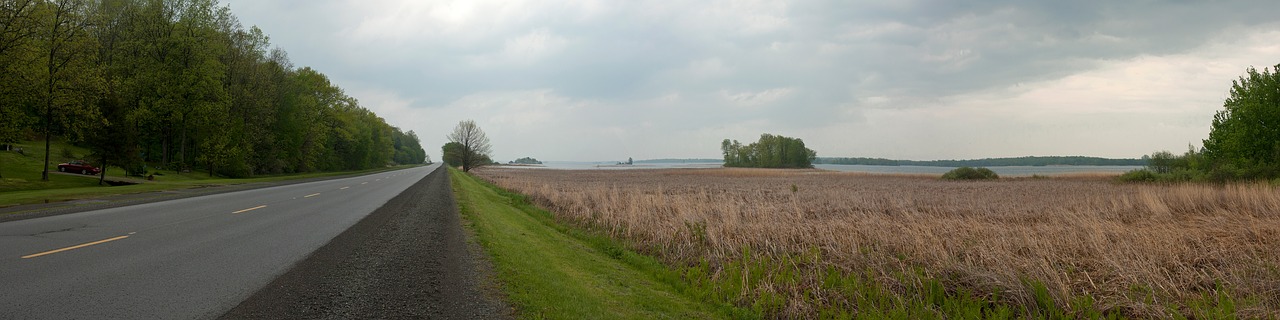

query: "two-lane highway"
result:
(0, 163), (440, 319)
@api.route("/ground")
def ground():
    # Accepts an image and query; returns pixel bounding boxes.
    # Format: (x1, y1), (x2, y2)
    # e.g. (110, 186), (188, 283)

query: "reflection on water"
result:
(495, 161), (1142, 176)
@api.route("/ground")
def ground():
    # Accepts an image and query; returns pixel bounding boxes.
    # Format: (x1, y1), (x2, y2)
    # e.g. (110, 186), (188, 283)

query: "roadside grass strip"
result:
(449, 168), (747, 319)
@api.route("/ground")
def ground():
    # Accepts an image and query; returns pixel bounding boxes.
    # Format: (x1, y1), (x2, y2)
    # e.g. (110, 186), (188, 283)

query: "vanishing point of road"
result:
(0, 163), (506, 319)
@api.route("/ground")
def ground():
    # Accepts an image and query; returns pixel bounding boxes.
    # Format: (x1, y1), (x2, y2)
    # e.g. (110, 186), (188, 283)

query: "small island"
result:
(509, 157), (543, 165)
(721, 134), (816, 168)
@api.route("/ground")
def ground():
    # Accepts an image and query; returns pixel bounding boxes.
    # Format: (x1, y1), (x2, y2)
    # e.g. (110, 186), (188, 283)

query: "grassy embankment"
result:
(449, 168), (748, 319)
(474, 167), (1277, 319)
(0, 140), (416, 208)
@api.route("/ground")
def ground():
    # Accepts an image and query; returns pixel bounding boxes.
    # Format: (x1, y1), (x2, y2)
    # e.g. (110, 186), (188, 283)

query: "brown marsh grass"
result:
(473, 167), (1280, 318)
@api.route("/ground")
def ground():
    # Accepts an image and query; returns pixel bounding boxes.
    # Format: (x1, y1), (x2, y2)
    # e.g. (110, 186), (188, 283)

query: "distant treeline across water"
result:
(815, 156), (1147, 167)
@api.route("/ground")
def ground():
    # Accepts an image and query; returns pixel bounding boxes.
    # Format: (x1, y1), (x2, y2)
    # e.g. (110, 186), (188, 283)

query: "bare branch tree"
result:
(447, 119), (491, 172)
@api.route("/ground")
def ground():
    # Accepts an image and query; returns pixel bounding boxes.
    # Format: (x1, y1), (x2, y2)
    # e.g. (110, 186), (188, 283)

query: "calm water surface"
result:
(498, 161), (1141, 176)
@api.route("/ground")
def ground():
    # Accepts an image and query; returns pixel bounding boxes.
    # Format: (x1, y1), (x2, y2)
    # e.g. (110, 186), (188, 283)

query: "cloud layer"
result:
(223, 0), (1280, 161)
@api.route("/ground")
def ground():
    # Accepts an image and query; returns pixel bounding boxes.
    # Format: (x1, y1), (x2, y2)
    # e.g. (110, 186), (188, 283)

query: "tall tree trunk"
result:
(462, 140), (471, 172)
(98, 154), (106, 186)
(41, 51), (54, 182)
(161, 123), (169, 166)
(178, 119), (186, 169)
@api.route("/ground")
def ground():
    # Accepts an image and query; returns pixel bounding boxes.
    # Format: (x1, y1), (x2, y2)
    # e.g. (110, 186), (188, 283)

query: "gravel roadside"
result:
(220, 166), (511, 319)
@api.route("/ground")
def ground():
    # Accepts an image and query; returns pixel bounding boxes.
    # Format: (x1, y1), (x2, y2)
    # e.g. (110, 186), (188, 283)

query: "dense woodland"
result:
(0, 0), (426, 179)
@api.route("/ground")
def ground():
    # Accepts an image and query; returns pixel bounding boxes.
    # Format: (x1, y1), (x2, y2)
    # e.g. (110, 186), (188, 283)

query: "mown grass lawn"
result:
(0, 140), (418, 208)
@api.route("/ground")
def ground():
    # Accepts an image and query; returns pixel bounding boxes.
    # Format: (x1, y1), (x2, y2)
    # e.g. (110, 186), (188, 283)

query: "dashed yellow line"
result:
(233, 205), (267, 214)
(22, 235), (130, 259)
(304, 193), (321, 198)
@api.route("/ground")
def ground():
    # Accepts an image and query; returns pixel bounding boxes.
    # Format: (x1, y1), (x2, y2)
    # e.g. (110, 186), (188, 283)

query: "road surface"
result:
(0, 164), (452, 319)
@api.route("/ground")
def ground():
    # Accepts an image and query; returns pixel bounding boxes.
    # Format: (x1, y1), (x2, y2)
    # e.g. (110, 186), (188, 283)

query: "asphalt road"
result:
(0, 163), (441, 319)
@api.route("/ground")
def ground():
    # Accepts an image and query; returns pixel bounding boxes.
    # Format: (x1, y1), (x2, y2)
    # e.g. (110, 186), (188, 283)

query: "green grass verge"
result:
(1, 140), (419, 208)
(449, 168), (749, 319)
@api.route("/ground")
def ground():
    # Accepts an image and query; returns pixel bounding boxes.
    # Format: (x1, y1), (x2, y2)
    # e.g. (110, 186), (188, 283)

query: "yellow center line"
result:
(339, 186), (349, 190)
(304, 193), (321, 198)
(22, 235), (130, 259)
(232, 205), (267, 214)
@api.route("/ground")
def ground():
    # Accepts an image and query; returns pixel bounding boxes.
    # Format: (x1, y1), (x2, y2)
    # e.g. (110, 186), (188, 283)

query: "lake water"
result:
(496, 161), (1143, 176)
(815, 164), (1143, 176)
(497, 161), (724, 170)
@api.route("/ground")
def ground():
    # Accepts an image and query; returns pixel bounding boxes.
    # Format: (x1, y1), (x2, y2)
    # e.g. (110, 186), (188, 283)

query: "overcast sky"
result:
(220, 0), (1280, 162)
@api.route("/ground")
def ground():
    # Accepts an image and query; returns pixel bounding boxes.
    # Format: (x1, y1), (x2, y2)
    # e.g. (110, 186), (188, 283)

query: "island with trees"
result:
(721, 134), (816, 168)
(510, 157), (543, 165)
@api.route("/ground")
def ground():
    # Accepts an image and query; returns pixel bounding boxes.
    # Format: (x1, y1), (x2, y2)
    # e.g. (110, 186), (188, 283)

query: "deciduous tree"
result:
(447, 120), (492, 172)
(36, 0), (103, 181)
(1203, 64), (1280, 176)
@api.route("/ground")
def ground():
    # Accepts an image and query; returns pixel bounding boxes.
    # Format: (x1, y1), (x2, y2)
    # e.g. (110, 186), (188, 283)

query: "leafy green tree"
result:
(0, 0), (38, 149)
(392, 127), (426, 165)
(1203, 64), (1280, 178)
(36, 0), (103, 181)
(447, 120), (492, 172)
(442, 141), (463, 168)
(87, 92), (142, 184)
(1147, 150), (1177, 174)
(721, 134), (816, 168)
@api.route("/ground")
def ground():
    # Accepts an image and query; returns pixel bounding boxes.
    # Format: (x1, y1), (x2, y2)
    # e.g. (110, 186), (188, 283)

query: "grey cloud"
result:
(221, 0), (1280, 160)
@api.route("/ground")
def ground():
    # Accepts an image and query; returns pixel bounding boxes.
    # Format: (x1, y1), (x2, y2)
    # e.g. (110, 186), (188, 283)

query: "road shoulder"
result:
(220, 165), (511, 319)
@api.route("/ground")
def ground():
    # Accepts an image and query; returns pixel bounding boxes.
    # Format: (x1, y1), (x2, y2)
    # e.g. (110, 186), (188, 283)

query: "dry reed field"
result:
(473, 167), (1280, 318)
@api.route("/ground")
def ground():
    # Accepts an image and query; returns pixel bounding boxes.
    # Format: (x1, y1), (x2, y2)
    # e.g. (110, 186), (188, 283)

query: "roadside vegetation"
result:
(0, 0), (426, 183)
(474, 167), (1277, 318)
(449, 168), (743, 319)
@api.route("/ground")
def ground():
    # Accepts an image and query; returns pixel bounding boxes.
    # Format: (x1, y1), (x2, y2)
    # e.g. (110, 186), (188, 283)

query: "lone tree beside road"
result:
(446, 120), (492, 172)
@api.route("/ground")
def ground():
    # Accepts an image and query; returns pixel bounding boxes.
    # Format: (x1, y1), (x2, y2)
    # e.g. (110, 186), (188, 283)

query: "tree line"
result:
(721, 134), (816, 168)
(0, 0), (425, 181)
(1126, 64), (1280, 182)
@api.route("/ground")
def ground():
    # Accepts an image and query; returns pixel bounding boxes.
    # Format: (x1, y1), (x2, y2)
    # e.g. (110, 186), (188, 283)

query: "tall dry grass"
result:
(473, 167), (1280, 318)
